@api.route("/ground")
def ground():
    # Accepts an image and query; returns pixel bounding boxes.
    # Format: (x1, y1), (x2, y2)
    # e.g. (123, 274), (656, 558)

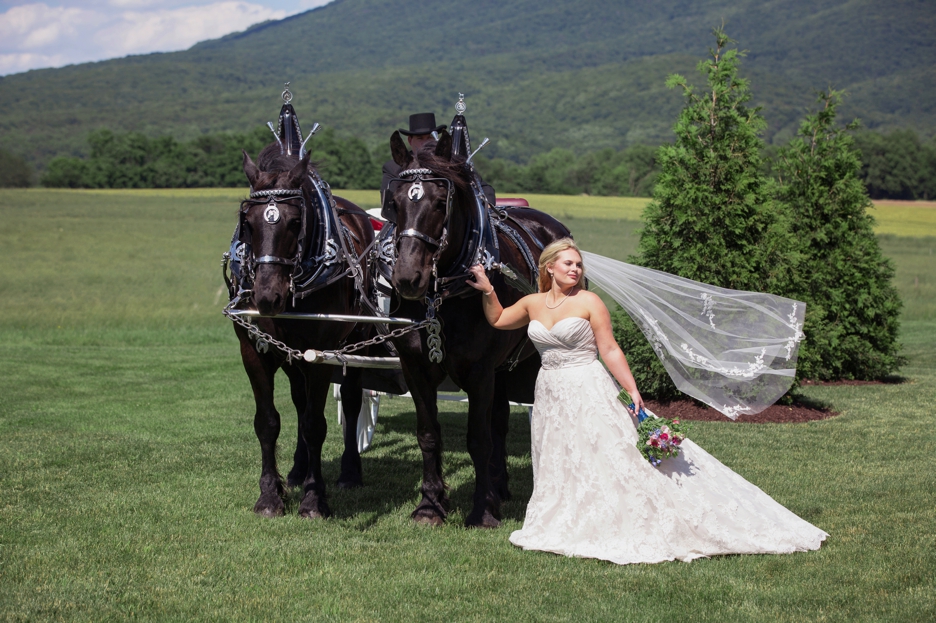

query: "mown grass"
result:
(1, 189), (934, 622)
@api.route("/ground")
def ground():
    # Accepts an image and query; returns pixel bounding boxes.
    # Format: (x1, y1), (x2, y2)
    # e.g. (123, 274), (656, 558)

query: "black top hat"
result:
(399, 112), (447, 137)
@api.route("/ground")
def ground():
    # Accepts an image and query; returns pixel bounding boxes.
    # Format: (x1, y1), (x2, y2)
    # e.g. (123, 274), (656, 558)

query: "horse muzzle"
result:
(252, 264), (293, 316)
(391, 270), (430, 300)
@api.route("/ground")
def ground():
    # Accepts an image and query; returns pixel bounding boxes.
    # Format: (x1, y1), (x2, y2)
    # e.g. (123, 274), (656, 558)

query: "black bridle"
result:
(388, 166), (458, 292)
(392, 167), (454, 250)
(237, 187), (307, 290)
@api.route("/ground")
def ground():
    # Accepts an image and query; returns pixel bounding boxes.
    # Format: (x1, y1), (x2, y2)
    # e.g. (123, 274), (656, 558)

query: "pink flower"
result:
(660, 433), (669, 441)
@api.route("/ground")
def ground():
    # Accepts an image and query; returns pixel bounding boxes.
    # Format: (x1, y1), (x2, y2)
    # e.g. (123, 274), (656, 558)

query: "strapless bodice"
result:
(528, 317), (598, 369)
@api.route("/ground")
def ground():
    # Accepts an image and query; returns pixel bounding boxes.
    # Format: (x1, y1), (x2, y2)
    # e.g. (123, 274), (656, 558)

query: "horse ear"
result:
(243, 150), (260, 186)
(434, 129), (452, 160)
(390, 131), (409, 166)
(286, 152), (311, 188)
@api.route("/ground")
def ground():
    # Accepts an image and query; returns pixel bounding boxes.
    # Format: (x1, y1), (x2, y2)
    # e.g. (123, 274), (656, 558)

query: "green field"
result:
(1, 189), (934, 621)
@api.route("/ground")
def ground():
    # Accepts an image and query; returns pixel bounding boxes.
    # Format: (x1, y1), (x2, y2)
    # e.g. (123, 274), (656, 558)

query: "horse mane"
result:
(413, 143), (472, 194)
(256, 142), (319, 177)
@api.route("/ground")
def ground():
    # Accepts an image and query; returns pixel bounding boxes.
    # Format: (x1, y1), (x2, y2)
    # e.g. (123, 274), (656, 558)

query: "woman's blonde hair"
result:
(538, 237), (585, 293)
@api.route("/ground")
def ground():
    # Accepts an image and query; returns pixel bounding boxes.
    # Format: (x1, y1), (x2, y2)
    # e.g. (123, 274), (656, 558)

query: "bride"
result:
(467, 238), (827, 565)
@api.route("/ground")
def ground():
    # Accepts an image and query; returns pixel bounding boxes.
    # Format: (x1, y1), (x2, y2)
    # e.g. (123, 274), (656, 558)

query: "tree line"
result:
(9, 124), (930, 201)
(35, 127), (381, 191)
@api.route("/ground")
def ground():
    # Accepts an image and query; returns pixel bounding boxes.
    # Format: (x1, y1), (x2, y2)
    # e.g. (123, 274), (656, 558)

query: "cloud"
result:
(0, 1), (300, 75)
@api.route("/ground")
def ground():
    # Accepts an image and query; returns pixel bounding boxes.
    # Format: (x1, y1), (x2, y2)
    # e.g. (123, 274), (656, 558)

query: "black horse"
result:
(227, 141), (378, 519)
(385, 129), (570, 527)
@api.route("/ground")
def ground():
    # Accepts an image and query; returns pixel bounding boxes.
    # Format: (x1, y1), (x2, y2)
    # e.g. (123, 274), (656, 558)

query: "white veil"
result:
(582, 251), (806, 420)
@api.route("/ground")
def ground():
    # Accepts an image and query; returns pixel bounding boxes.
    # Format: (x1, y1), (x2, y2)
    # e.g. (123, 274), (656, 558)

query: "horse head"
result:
(388, 129), (473, 300)
(240, 143), (311, 316)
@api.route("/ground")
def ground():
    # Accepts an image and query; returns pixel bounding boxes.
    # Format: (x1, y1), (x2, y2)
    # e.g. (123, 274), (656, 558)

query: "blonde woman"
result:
(467, 238), (826, 565)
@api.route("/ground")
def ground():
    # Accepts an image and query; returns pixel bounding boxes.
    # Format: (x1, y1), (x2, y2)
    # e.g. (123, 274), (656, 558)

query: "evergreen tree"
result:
(774, 90), (904, 380)
(611, 28), (798, 400)
(0, 148), (34, 187)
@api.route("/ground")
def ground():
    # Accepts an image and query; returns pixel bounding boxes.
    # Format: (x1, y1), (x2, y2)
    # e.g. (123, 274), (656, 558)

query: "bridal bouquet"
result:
(636, 418), (688, 467)
(618, 390), (689, 467)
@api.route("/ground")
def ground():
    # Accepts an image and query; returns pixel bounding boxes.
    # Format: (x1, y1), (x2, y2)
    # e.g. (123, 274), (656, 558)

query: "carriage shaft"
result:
(229, 310), (418, 325)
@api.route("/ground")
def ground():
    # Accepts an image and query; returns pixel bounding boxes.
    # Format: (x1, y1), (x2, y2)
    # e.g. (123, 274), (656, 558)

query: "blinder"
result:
(380, 192), (398, 224)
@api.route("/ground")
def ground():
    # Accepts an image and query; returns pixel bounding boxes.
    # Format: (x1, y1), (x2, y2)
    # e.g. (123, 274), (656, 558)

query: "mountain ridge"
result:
(1, 0), (933, 169)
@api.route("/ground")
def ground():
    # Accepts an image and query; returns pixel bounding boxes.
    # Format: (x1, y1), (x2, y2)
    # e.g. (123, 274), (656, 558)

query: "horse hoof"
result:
(412, 513), (445, 527)
(253, 496), (285, 518)
(465, 510), (501, 529)
(298, 495), (331, 520)
(411, 503), (446, 526)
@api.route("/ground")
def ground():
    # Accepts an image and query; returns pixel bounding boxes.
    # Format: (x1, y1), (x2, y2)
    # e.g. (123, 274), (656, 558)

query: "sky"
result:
(0, 0), (331, 76)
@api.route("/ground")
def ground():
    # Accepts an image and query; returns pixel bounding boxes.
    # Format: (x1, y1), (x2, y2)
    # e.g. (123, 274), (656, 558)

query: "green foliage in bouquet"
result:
(773, 90), (905, 380)
(613, 27), (798, 400)
(618, 388), (690, 467)
(636, 417), (690, 467)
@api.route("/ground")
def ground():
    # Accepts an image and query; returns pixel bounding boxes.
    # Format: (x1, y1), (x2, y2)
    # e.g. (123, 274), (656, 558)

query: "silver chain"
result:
(424, 295), (444, 362)
(223, 303), (434, 365)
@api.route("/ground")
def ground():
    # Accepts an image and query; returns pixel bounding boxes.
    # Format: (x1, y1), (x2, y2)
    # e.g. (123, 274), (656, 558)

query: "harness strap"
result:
(500, 208), (547, 251)
(254, 255), (296, 266)
(493, 219), (539, 293)
(398, 228), (443, 248)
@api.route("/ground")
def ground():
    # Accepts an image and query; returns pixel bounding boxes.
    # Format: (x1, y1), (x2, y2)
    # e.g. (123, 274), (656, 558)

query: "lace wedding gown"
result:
(509, 316), (827, 565)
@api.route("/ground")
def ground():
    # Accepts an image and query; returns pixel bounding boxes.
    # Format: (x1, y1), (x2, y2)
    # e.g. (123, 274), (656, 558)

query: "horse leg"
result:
(297, 365), (333, 519)
(401, 357), (448, 525)
(337, 367), (364, 489)
(283, 363), (310, 489)
(461, 365), (501, 528)
(490, 371), (512, 502)
(238, 327), (286, 518)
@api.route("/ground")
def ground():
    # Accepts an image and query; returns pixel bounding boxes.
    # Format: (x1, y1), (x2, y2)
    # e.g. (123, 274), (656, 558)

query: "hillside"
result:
(1, 0), (933, 169)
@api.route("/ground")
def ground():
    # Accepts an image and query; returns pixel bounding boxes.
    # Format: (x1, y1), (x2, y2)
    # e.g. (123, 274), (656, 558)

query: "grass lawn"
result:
(1, 189), (934, 622)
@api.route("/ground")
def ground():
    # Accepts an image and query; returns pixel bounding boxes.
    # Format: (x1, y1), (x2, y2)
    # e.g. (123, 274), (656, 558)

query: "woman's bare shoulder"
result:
(576, 289), (605, 306)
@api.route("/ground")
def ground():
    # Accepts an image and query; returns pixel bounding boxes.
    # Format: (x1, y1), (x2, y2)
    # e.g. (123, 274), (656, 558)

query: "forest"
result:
(15, 124), (935, 202)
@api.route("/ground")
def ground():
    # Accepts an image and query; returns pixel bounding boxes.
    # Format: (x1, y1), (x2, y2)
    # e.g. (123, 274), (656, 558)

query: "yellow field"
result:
(870, 200), (936, 237)
(336, 190), (936, 237)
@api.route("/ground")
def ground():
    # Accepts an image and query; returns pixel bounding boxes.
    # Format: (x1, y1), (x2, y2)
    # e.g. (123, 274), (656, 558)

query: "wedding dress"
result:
(509, 316), (827, 565)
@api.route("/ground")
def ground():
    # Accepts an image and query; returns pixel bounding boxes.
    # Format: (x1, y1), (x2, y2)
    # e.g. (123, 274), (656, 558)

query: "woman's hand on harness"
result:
(467, 264), (494, 296)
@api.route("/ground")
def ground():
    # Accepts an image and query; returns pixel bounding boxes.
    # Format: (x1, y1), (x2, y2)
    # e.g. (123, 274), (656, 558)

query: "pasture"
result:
(1, 188), (934, 622)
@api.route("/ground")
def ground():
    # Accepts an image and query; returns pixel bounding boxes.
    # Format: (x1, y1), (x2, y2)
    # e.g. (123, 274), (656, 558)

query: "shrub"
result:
(612, 28), (798, 400)
(773, 90), (905, 380)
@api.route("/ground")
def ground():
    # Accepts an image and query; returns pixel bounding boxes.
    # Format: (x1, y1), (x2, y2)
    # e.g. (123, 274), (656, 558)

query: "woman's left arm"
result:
(587, 293), (644, 415)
